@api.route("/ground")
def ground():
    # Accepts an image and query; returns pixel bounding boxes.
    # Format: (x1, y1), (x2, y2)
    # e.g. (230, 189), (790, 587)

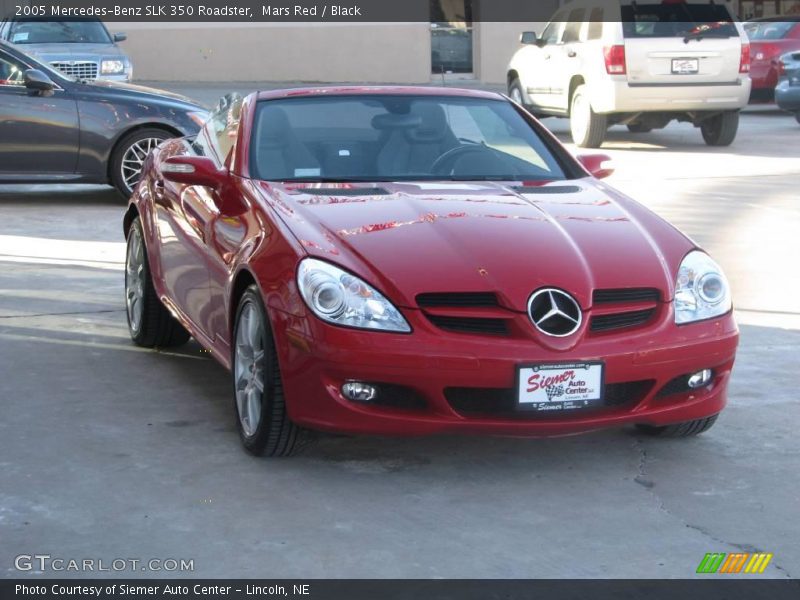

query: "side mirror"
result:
(577, 153), (614, 180)
(113, 32), (127, 42)
(24, 69), (55, 95)
(520, 31), (539, 45)
(160, 156), (227, 188)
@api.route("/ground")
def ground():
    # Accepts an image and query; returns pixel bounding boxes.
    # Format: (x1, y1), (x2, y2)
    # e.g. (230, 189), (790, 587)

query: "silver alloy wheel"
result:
(121, 137), (162, 193)
(234, 303), (266, 437)
(125, 227), (145, 334)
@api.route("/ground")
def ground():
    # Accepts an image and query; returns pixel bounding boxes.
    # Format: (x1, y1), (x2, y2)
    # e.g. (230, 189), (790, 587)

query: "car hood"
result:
(79, 79), (201, 107)
(21, 42), (126, 61)
(259, 180), (694, 311)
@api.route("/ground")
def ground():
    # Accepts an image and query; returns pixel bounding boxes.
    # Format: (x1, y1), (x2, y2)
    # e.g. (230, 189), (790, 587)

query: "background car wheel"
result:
(701, 111), (739, 146)
(570, 85), (607, 148)
(796, 112), (800, 125)
(635, 414), (719, 438)
(627, 123), (652, 133)
(232, 286), (300, 457)
(508, 77), (527, 107)
(125, 217), (190, 348)
(111, 128), (171, 198)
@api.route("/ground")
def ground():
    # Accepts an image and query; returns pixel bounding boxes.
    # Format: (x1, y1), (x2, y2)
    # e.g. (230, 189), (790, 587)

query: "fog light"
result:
(342, 382), (377, 402)
(687, 369), (712, 389)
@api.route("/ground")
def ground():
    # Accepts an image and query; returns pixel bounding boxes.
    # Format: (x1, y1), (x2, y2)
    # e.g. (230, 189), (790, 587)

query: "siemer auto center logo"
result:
(696, 552), (773, 574)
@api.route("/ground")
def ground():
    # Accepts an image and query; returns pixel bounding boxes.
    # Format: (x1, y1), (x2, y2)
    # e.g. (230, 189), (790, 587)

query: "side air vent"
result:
(298, 187), (391, 196)
(511, 185), (582, 195)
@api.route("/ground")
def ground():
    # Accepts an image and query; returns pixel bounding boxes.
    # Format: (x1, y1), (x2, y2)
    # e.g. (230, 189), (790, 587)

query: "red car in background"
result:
(123, 87), (738, 456)
(745, 17), (800, 101)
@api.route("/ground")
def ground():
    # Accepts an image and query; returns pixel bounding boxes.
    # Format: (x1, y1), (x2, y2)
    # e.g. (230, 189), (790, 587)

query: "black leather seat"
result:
(254, 106), (320, 180)
(376, 102), (458, 176)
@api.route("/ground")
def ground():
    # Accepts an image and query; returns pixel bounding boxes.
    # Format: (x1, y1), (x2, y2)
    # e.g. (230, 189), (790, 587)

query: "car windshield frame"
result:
(248, 94), (576, 183)
(8, 19), (113, 45)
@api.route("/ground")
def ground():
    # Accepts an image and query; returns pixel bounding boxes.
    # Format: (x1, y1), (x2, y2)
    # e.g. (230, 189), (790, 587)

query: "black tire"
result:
(635, 414), (719, 438)
(110, 128), (171, 198)
(125, 218), (190, 348)
(701, 111), (739, 146)
(508, 77), (528, 108)
(232, 286), (300, 457)
(627, 123), (652, 133)
(570, 84), (607, 148)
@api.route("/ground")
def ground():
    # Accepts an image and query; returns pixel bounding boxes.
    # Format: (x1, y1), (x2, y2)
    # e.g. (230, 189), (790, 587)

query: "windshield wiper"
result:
(683, 30), (705, 43)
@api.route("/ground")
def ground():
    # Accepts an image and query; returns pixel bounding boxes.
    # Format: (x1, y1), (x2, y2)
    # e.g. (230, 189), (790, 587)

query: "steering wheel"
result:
(430, 144), (494, 175)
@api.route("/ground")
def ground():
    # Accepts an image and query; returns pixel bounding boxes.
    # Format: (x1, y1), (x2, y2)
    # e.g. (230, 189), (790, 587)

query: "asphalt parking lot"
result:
(1, 86), (798, 579)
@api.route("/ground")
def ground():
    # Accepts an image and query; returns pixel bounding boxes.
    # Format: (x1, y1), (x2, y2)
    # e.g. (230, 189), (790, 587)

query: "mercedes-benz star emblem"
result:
(527, 288), (582, 337)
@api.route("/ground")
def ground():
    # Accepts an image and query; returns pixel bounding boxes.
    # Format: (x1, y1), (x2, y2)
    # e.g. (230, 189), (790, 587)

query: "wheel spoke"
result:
(252, 371), (264, 393)
(246, 387), (261, 433)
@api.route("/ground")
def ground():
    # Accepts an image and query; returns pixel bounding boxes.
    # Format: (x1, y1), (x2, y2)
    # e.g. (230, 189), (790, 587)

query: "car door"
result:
(526, 13), (568, 109)
(0, 48), (80, 177)
(546, 8), (587, 112)
(153, 97), (243, 345)
(152, 126), (217, 339)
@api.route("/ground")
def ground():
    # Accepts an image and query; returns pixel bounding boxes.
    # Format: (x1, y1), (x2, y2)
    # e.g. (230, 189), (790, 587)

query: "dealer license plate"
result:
(672, 58), (699, 74)
(517, 362), (604, 412)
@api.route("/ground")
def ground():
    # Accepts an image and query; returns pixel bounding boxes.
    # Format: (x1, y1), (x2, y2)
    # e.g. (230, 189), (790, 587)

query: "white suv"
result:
(506, 0), (752, 147)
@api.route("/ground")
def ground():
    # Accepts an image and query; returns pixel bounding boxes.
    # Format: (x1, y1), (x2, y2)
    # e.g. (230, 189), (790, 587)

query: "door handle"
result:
(567, 50), (577, 58)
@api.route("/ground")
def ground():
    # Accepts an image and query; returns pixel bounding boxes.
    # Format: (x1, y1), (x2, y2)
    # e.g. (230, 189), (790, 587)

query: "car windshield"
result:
(9, 19), (111, 44)
(744, 21), (795, 40)
(621, 4), (737, 38)
(250, 95), (567, 182)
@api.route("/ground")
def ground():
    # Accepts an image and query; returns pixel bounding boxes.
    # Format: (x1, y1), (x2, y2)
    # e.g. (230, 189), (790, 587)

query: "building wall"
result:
(110, 22), (432, 83)
(473, 22), (546, 83)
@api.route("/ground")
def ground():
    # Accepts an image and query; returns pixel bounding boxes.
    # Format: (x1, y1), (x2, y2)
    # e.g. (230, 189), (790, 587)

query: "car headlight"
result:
(297, 258), (411, 333)
(101, 60), (125, 74)
(674, 250), (732, 324)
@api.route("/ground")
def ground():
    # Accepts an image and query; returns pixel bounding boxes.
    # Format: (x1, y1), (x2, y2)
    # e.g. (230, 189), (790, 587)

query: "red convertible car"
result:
(123, 87), (738, 456)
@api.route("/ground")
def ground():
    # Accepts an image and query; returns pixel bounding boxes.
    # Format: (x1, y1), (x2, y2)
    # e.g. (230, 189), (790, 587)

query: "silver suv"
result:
(507, 0), (752, 147)
(0, 18), (132, 82)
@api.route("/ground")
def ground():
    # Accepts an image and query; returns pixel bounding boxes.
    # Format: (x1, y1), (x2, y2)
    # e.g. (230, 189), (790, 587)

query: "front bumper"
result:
(591, 76), (751, 114)
(270, 307), (739, 437)
(776, 79), (800, 111)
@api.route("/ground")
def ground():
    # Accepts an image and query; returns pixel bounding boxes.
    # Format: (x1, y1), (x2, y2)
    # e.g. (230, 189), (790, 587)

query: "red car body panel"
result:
(127, 86), (738, 437)
(748, 23), (800, 93)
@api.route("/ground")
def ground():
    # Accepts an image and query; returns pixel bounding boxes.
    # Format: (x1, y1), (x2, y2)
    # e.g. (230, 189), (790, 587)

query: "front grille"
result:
(417, 292), (499, 308)
(593, 288), (660, 304)
(426, 315), (508, 335)
(656, 376), (692, 398)
(50, 61), (98, 80)
(445, 380), (654, 417)
(591, 309), (655, 332)
(368, 384), (427, 410)
(418, 292), (510, 336)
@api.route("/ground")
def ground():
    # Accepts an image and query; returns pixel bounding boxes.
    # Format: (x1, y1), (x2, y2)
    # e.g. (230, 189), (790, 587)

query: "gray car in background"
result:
(0, 18), (132, 82)
(776, 50), (800, 124)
